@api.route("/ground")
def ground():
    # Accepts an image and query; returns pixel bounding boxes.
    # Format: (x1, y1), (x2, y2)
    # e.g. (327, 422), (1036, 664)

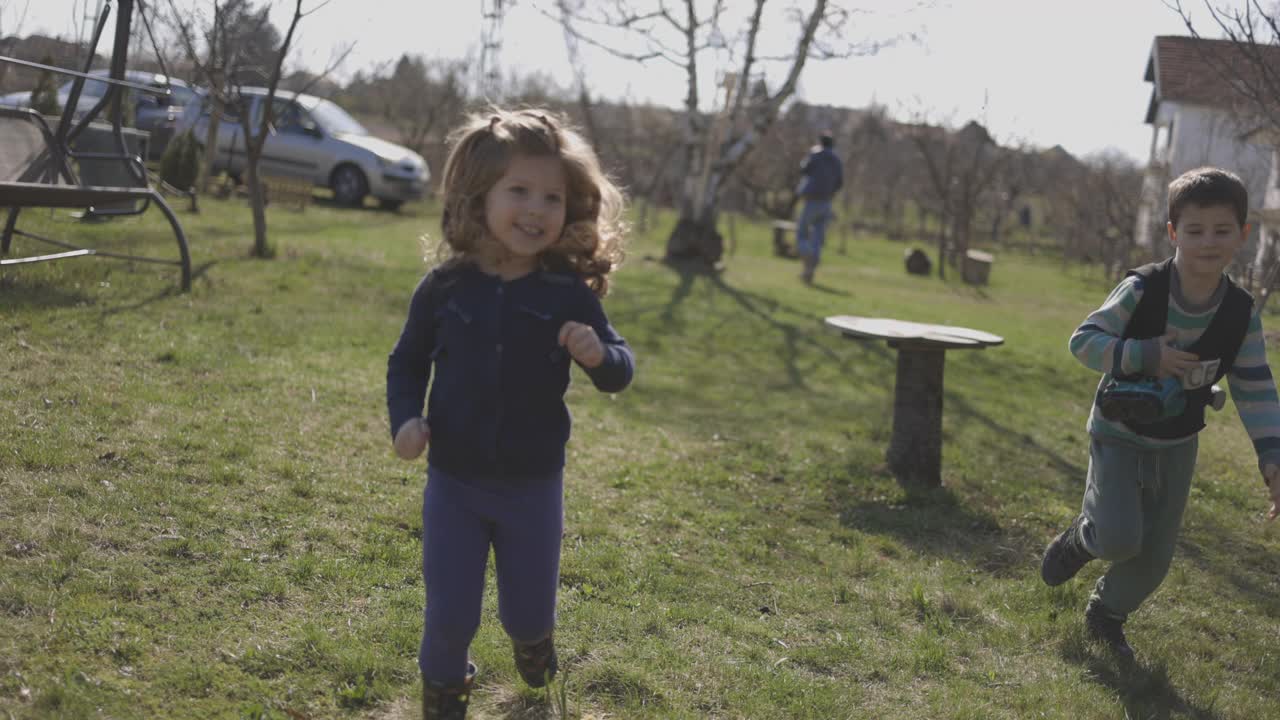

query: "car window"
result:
(60, 78), (109, 98)
(197, 98), (242, 123)
(170, 85), (198, 107)
(135, 85), (166, 108)
(309, 99), (367, 136)
(270, 98), (313, 134)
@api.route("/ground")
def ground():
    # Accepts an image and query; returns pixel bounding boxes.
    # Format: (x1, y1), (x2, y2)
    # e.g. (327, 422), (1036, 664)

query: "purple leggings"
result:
(419, 464), (564, 684)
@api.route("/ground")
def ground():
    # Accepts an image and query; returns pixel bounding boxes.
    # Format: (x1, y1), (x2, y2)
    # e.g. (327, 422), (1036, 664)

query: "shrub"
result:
(29, 56), (61, 117)
(159, 130), (202, 191)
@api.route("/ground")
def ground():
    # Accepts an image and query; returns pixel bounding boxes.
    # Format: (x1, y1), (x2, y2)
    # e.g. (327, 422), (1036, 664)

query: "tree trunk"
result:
(936, 217), (948, 280)
(199, 100), (223, 195)
(953, 210), (971, 259)
(665, 208), (724, 265)
(665, 146), (726, 265)
(247, 156), (269, 257)
(886, 345), (946, 487)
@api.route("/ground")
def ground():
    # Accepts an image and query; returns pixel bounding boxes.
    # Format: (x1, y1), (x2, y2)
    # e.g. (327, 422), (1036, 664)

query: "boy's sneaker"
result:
(513, 635), (558, 688)
(422, 662), (476, 720)
(1085, 599), (1135, 660)
(1041, 514), (1095, 586)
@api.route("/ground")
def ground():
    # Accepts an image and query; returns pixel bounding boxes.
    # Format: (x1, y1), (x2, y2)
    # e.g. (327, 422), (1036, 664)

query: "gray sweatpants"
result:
(1078, 434), (1198, 619)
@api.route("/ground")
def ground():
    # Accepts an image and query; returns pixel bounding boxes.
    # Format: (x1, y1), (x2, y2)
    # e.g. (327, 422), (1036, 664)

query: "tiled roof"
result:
(1144, 35), (1280, 123)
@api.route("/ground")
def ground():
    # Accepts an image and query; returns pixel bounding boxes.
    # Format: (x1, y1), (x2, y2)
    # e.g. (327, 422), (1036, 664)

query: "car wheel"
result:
(330, 164), (368, 206)
(378, 198), (404, 212)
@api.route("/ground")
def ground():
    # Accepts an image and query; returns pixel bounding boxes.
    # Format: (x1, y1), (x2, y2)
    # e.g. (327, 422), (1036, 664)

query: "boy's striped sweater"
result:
(1069, 267), (1280, 474)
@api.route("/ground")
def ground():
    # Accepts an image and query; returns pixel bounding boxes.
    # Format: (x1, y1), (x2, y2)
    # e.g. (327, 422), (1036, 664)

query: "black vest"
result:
(1114, 258), (1253, 439)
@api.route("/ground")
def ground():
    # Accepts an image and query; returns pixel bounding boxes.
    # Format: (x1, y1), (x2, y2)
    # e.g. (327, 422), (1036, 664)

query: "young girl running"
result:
(386, 108), (634, 719)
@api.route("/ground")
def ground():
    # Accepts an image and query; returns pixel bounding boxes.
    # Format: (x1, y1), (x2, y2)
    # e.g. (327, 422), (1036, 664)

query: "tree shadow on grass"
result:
(944, 390), (1087, 491)
(961, 352), (1280, 620)
(688, 259), (878, 391)
(1177, 519), (1280, 621)
(827, 383), (1087, 577)
(834, 480), (1043, 578)
(610, 258), (896, 447)
(1060, 637), (1224, 720)
(659, 258), (699, 328)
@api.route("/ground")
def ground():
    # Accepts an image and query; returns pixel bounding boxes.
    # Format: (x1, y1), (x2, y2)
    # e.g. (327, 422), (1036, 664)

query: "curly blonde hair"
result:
(430, 107), (627, 297)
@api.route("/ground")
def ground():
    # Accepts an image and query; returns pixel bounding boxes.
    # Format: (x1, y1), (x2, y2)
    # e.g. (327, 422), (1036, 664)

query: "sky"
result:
(3, 0), (1252, 162)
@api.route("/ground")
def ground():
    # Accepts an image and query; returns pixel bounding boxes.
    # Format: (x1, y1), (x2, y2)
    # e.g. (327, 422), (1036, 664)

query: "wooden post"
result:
(886, 343), (945, 487)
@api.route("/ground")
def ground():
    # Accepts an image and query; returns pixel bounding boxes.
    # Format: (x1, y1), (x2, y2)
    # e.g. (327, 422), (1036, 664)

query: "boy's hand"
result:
(1156, 333), (1200, 380)
(393, 417), (430, 460)
(559, 321), (604, 368)
(1265, 464), (1280, 521)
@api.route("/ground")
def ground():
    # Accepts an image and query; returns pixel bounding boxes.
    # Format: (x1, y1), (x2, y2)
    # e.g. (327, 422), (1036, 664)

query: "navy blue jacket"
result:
(387, 264), (634, 479)
(796, 146), (844, 200)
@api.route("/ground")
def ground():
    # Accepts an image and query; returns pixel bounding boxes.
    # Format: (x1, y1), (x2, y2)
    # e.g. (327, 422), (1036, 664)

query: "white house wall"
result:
(1163, 103), (1270, 197)
(1139, 101), (1270, 267)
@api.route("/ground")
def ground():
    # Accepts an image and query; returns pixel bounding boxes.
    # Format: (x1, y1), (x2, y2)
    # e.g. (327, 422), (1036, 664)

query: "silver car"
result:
(177, 87), (429, 209)
(0, 69), (199, 130)
(0, 69), (200, 158)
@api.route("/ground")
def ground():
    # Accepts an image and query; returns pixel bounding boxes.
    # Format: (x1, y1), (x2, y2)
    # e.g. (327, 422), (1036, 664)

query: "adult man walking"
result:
(795, 132), (843, 284)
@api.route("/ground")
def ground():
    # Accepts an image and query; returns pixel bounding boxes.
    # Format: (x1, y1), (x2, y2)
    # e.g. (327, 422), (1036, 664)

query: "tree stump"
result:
(904, 247), (931, 275)
(962, 249), (993, 285)
(666, 217), (724, 265)
(886, 344), (945, 487)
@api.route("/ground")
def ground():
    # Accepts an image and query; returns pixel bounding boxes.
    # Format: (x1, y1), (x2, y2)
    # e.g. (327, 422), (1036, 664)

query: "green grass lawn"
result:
(2, 196), (1279, 719)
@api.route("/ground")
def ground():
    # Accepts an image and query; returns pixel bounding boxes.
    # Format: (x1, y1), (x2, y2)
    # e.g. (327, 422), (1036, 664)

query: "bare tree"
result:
(372, 55), (469, 158)
(1053, 151), (1143, 279)
(1167, 0), (1280, 298)
(555, 0), (912, 265)
(734, 99), (814, 219)
(601, 100), (684, 231)
(233, 0), (350, 257)
(842, 105), (925, 239)
(0, 0), (32, 93)
(986, 144), (1035, 246)
(166, 0), (282, 194)
(167, 0), (347, 254)
(1168, 1), (1280, 134)
(908, 118), (1008, 278)
(557, 1), (603, 150)
(168, 0), (348, 256)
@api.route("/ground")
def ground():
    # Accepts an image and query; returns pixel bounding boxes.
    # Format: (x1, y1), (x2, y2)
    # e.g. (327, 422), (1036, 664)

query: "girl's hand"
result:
(559, 321), (604, 368)
(1156, 332), (1200, 379)
(394, 417), (430, 460)
(1265, 464), (1280, 521)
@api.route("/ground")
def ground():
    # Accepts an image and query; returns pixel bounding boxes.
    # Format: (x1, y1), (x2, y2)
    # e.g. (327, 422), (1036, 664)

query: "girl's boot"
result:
(513, 634), (558, 688)
(422, 663), (476, 720)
